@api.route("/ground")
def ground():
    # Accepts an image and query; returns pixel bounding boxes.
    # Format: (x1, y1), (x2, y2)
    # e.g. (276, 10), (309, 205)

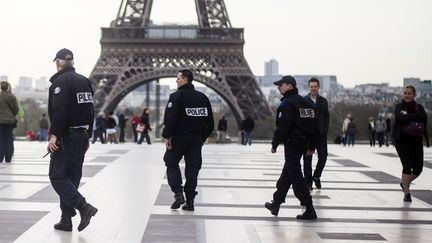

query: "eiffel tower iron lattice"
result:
(90, 0), (273, 124)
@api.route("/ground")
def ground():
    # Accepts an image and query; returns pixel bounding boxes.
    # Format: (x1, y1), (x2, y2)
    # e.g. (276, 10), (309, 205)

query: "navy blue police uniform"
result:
(163, 82), (214, 209)
(48, 62), (97, 230)
(265, 75), (319, 220)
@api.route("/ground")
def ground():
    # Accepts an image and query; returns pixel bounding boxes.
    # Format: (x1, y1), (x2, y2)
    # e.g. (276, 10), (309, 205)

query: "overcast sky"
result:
(0, 0), (431, 88)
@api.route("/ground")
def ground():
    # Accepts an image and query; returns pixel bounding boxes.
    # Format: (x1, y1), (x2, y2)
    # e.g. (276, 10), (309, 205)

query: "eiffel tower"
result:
(90, 0), (273, 124)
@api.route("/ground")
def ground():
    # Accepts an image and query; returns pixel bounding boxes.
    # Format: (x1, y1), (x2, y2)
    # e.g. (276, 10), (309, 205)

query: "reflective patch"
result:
(185, 107), (208, 117)
(278, 112), (282, 118)
(167, 102), (173, 108)
(76, 92), (93, 104)
(299, 108), (315, 118)
(54, 87), (61, 94)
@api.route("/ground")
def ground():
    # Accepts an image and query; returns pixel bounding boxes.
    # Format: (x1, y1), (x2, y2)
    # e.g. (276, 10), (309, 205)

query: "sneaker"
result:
(171, 192), (185, 209)
(264, 201), (281, 216)
(181, 199), (194, 211)
(313, 177), (321, 189)
(403, 193), (412, 202)
(77, 203), (98, 232)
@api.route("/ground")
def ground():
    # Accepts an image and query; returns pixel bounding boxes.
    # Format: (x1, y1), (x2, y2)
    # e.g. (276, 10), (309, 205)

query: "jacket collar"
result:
(49, 66), (75, 83)
(178, 83), (195, 91)
(280, 87), (298, 101)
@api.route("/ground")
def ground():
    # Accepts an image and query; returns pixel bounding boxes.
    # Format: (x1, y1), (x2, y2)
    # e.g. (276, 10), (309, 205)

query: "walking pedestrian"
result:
(368, 117), (376, 147)
(393, 85), (429, 202)
(264, 75), (318, 220)
(48, 48), (98, 232)
(38, 114), (50, 142)
(302, 78), (329, 191)
(137, 108), (152, 145)
(241, 115), (254, 145)
(0, 81), (18, 163)
(163, 69), (214, 211)
(216, 116), (228, 143)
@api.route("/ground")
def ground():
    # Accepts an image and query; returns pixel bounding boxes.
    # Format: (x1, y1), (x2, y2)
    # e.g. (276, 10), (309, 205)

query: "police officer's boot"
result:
(296, 200), (317, 220)
(264, 201), (281, 216)
(171, 192), (185, 209)
(54, 216), (72, 231)
(181, 199), (194, 211)
(77, 202), (98, 232)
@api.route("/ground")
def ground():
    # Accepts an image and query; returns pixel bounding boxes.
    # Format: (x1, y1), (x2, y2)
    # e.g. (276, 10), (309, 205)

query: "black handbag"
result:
(402, 122), (425, 136)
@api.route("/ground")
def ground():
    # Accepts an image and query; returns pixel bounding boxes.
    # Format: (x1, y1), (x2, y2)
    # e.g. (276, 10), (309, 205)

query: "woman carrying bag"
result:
(393, 85), (429, 202)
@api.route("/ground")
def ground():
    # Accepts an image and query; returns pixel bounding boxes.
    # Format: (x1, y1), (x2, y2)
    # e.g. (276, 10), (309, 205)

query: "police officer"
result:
(265, 75), (318, 220)
(48, 48), (98, 232)
(163, 69), (214, 211)
(303, 78), (329, 191)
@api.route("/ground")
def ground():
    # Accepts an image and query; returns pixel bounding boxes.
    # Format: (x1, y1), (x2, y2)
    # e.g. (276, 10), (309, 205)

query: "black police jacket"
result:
(48, 66), (94, 138)
(304, 94), (329, 134)
(162, 83), (214, 141)
(271, 88), (318, 150)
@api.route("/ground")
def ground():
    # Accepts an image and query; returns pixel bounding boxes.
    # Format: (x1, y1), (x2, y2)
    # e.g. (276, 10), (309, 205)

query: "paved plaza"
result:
(0, 141), (431, 242)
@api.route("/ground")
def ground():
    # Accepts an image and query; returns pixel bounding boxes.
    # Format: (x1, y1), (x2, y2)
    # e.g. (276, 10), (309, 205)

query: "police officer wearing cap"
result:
(265, 75), (318, 220)
(48, 48), (98, 232)
(163, 69), (214, 211)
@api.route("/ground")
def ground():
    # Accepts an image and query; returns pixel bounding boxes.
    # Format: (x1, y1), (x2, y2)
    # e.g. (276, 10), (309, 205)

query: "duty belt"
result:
(68, 127), (88, 134)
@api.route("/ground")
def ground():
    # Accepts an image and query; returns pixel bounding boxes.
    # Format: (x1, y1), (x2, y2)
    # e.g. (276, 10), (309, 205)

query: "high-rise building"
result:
(264, 59), (279, 76)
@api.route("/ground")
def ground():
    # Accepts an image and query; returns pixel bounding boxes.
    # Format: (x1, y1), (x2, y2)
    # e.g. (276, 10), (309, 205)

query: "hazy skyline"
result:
(0, 0), (431, 88)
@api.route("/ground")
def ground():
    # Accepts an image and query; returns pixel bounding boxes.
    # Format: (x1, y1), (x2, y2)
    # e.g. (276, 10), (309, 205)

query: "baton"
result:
(42, 151), (51, 158)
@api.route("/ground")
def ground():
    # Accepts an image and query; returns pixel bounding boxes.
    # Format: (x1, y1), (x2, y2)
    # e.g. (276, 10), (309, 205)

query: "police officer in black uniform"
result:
(48, 48), (98, 232)
(163, 69), (214, 211)
(265, 75), (318, 220)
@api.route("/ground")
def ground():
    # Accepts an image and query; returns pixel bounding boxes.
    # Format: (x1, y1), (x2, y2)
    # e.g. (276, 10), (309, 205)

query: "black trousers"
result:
(273, 143), (311, 206)
(0, 123), (14, 162)
(132, 124), (138, 142)
(138, 129), (151, 144)
(163, 134), (202, 200)
(395, 138), (423, 175)
(49, 131), (88, 218)
(92, 128), (105, 144)
(119, 127), (125, 142)
(303, 133), (328, 186)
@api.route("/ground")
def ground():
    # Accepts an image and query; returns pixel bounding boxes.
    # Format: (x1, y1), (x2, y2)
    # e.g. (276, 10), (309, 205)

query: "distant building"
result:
(264, 59), (279, 76)
(0, 75), (8, 82)
(257, 58), (282, 86)
(403, 77), (431, 96)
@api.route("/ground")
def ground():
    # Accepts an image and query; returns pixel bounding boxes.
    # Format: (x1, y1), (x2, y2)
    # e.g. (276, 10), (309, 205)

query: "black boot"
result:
(296, 201), (317, 220)
(77, 202), (98, 232)
(264, 201), (281, 216)
(182, 199), (195, 211)
(313, 177), (322, 189)
(171, 192), (185, 209)
(54, 216), (72, 231)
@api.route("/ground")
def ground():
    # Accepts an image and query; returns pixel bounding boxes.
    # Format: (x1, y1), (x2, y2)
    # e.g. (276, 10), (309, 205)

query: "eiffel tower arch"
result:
(90, 0), (273, 125)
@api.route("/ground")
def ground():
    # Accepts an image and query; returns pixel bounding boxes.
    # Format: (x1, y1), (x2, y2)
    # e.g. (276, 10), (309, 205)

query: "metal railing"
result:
(101, 26), (244, 42)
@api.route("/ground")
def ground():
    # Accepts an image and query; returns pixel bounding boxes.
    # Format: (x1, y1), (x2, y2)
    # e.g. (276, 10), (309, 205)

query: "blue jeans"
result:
(39, 128), (48, 142)
(303, 133), (328, 186)
(49, 131), (88, 217)
(0, 123), (14, 162)
(243, 132), (252, 145)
